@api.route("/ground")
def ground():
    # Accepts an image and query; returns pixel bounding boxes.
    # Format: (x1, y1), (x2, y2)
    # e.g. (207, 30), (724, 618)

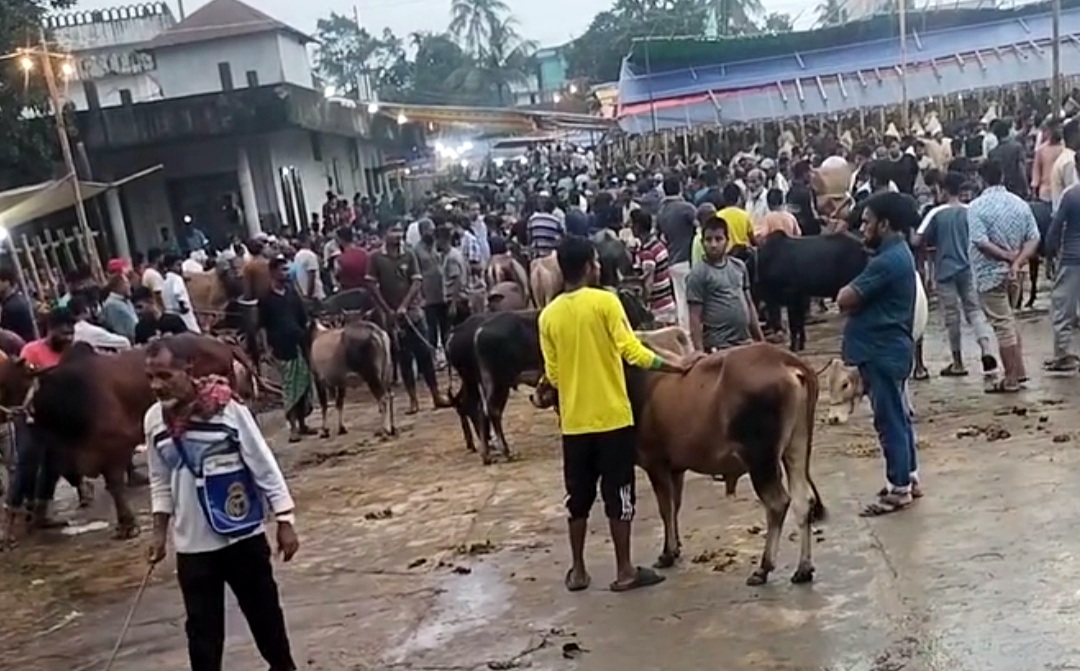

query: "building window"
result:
(218, 62), (234, 91)
(83, 81), (100, 109)
(119, 89), (133, 106)
(310, 132), (322, 162)
(246, 70), (259, 87)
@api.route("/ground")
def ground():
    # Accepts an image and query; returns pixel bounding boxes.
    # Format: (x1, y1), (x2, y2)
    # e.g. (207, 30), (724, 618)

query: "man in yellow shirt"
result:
(539, 236), (691, 593)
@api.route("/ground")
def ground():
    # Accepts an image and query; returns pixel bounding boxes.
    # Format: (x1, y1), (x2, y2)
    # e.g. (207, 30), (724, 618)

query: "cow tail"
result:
(798, 364), (827, 523)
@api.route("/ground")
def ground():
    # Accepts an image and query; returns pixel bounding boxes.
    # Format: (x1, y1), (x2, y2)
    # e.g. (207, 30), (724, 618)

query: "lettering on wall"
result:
(76, 51), (155, 80)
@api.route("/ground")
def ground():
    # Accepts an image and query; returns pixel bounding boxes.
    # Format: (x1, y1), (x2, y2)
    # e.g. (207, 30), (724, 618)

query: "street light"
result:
(396, 112), (408, 124)
(60, 60), (75, 78)
(19, 54), (34, 72)
(553, 93), (562, 104)
(323, 84), (337, 98)
(569, 84), (578, 94)
(367, 102), (380, 114)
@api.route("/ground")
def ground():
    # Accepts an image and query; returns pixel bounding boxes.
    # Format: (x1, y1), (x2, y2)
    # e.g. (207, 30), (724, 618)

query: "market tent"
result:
(0, 165), (162, 230)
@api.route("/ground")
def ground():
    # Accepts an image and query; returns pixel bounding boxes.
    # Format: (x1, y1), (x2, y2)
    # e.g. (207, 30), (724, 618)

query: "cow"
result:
(818, 276), (930, 425)
(1015, 199), (1054, 310)
(529, 255), (562, 308)
(528, 231), (634, 308)
(447, 311), (542, 464)
(0, 334), (251, 539)
(753, 232), (869, 351)
(487, 281), (528, 312)
(309, 320), (395, 438)
(531, 343), (825, 586)
(485, 244), (530, 302)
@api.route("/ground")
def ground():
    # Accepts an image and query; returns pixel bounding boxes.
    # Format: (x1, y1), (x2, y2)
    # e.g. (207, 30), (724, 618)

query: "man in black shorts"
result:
(538, 236), (691, 592)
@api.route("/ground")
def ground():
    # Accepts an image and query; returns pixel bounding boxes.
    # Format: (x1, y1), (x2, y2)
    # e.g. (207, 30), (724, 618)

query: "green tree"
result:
(313, 12), (384, 97)
(407, 32), (473, 104)
(761, 11), (794, 32)
(814, 0), (849, 27)
(448, 0), (511, 59)
(447, 18), (536, 105)
(0, 0), (70, 187)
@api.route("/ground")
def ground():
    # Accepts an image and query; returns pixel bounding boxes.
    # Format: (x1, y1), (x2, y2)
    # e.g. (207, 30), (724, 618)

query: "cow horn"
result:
(813, 358), (837, 376)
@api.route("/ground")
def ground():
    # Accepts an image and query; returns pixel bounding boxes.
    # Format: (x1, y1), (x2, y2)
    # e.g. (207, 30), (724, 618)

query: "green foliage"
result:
(0, 0), (71, 187)
(815, 0), (849, 27)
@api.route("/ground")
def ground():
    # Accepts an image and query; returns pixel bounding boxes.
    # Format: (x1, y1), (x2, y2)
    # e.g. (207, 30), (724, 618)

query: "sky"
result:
(78, 0), (815, 49)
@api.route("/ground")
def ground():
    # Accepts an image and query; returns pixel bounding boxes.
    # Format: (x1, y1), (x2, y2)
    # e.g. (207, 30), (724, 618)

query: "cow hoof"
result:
(113, 524), (140, 540)
(790, 564), (815, 584)
(482, 455), (494, 466)
(338, 426), (348, 436)
(654, 552), (678, 569)
(320, 429), (330, 439)
(746, 570), (769, 586)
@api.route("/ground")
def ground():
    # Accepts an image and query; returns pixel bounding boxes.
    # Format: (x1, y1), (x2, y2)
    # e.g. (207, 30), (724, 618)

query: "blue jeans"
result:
(859, 364), (917, 490)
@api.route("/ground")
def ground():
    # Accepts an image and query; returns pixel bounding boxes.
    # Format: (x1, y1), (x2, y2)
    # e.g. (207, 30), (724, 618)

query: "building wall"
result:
(154, 32), (312, 99)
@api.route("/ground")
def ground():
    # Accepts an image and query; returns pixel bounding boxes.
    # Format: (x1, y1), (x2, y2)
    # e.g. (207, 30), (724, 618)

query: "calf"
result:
(819, 275), (929, 424)
(446, 311), (542, 464)
(533, 343), (825, 586)
(309, 321), (395, 437)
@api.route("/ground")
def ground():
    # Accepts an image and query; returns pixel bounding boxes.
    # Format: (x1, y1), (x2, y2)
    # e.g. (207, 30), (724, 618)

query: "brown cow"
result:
(309, 321), (395, 437)
(487, 281), (528, 312)
(485, 253), (529, 301)
(0, 334), (251, 538)
(529, 255), (563, 308)
(532, 343), (825, 586)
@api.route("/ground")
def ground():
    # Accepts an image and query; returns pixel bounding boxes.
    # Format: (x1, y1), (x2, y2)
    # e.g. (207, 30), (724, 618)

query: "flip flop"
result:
(912, 368), (930, 381)
(940, 364), (969, 377)
(860, 492), (913, 517)
(610, 566), (666, 592)
(985, 380), (1021, 394)
(565, 569), (591, 592)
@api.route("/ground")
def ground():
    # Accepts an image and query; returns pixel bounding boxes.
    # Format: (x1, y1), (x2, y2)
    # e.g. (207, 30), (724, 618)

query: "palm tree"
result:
(447, 18), (537, 106)
(448, 0), (511, 59)
(814, 0), (848, 26)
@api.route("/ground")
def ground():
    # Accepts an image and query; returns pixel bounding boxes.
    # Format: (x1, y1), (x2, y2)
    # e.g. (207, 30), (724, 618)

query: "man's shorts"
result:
(562, 426), (637, 522)
(980, 280), (1019, 348)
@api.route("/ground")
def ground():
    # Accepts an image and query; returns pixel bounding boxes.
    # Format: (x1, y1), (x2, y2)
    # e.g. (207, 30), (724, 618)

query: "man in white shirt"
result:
(1052, 118), (1080, 213)
(145, 337), (298, 671)
(161, 253), (201, 333)
(181, 250), (207, 277)
(141, 247), (166, 312)
(292, 232), (325, 300)
(70, 295), (131, 351)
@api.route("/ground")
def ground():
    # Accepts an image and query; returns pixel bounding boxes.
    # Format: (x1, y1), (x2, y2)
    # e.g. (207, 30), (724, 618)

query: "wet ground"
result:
(4, 298), (1080, 671)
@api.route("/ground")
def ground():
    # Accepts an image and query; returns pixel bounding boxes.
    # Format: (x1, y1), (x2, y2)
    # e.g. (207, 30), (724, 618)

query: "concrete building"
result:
(53, 0), (387, 258)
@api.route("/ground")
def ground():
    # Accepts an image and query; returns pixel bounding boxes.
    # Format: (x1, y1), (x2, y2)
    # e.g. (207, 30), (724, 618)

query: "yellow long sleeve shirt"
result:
(538, 287), (660, 435)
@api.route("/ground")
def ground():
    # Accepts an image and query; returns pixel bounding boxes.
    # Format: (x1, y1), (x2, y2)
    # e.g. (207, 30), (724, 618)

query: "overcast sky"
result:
(79, 0), (814, 48)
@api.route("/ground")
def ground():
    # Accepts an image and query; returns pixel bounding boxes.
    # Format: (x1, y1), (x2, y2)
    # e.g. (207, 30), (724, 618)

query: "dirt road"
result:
(3, 308), (1080, 671)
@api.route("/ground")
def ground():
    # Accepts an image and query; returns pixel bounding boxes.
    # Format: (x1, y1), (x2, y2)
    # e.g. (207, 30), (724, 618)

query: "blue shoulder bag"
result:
(173, 437), (265, 538)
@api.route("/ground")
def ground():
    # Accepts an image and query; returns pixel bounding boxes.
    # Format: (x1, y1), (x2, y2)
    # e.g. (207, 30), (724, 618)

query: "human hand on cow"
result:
(678, 351), (707, 372)
(276, 521), (300, 562)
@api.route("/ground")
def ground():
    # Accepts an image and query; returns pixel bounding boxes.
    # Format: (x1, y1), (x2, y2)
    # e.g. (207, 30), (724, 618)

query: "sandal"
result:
(1043, 358), (1078, 372)
(860, 491), (913, 517)
(878, 482), (923, 499)
(610, 566), (666, 592)
(912, 368), (930, 381)
(985, 380), (1021, 394)
(565, 568), (591, 592)
(940, 364), (969, 377)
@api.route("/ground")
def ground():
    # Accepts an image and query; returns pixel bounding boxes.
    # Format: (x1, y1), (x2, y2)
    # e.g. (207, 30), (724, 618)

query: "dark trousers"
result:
(424, 303), (451, 349)
(562, 426), (637, 521)
(7, 418), (73, 509)
(394, 313), (438, 392)
(176, 534), (296, 671)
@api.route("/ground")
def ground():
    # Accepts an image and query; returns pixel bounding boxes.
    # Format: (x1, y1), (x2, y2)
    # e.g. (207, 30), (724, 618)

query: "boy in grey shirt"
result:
(686, 215), (763, 352)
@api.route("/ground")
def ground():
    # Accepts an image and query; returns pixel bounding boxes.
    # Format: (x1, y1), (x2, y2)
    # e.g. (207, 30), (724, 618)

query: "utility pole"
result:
(37, 32), (104, 282)
(899, 0), (909, 132)
(1053, 0), (1062, 116)
(644, 38), (658, 135)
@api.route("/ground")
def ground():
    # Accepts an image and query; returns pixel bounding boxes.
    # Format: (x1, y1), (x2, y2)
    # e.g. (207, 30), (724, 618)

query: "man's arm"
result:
(1047, 196), (1068, 253)
(969, 206), (1017, 263)
(686, 267), (706, 350)
(1032, 148), (1044, 194)
(397, 252), (423, 314)
(1014, 206), (1043, 269)
(837, 253), (898, 314)
(364, 258), (393, 315)
(538, 311), (558, 389)
(147, 420), (172, 564)
(81, 322), (132, 351)
(740, 262), (763, 341)
(688, 304), (705, 351)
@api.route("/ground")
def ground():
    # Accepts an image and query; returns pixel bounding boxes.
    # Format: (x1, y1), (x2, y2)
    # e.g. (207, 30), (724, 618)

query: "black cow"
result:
(1017, 200), (1054, 309)
(753, 232), (867, 351)
(447, 311), (542, 465)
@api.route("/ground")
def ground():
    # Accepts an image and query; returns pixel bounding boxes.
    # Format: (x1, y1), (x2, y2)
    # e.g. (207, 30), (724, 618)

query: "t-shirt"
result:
(636, 236), (675, 318)
(336, 246), (369, 291)
(538, 287), (658, 435)
(142, 267), (165, 297)
(292, 248), (325, 299)
(413, 242), (445, 306)
(657, 196), (697, 264)
(20, 339), (62, 369)
(685, 256), (752, 351)
(367, 248), (422, 314)
(841, 236), (916, 381)
(717, 207), (754, 250)
(162, 271), (201, 333)
(916, 203), (970, 283)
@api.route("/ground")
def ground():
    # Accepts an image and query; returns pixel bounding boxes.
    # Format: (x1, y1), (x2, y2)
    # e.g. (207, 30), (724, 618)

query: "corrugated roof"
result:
(144, 0), (310, 50)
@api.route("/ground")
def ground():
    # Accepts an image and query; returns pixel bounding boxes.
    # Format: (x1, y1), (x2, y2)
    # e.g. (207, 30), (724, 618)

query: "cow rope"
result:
(102, 562), (155, 671)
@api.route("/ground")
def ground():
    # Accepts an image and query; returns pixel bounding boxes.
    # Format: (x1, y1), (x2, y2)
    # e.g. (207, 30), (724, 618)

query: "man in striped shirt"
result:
(526, 198), (565, 259)
(630, 209), (676, 325)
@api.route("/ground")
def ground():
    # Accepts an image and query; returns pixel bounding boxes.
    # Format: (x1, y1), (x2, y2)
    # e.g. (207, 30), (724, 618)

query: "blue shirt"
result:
(967, 185), (1040, 292)
(916, 203), (970, 283)
(841, 235), (916, 380)
(1047, 185), (1080, 266)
